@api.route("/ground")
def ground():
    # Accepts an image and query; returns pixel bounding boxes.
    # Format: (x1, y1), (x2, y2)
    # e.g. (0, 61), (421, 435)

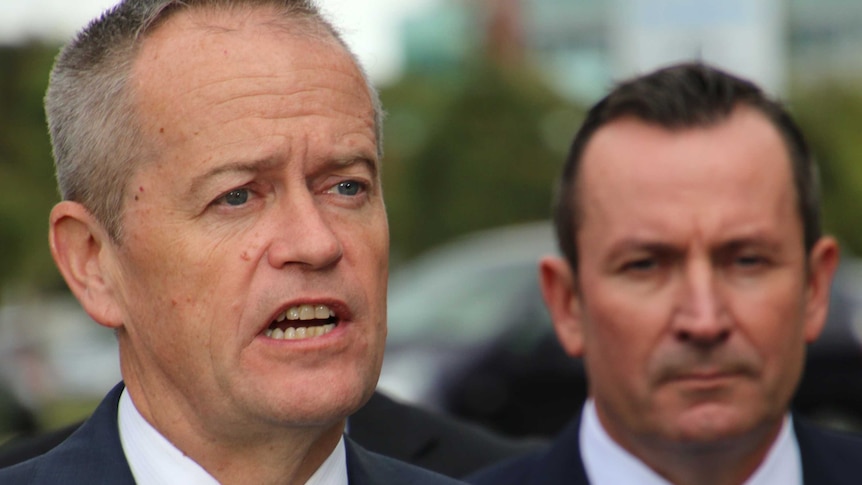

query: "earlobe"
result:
(803, 236), (840, 343)
(49, 201), (124, 329)
(539, 256), (585, 357)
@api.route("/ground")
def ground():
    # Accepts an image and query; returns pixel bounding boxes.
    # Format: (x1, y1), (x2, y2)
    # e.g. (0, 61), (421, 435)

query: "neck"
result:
(644, 430), (779, 485)
(188, 424), (343, 485)
(598, 409), (784, 485)
(121, 360), (345, 485)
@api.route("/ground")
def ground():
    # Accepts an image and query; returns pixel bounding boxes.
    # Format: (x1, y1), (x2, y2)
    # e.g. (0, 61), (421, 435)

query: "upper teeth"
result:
(276, 304), (335, 322)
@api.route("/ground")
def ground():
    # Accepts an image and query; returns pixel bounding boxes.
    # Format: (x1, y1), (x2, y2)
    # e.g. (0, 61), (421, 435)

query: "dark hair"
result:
(553, 62), (820, 272)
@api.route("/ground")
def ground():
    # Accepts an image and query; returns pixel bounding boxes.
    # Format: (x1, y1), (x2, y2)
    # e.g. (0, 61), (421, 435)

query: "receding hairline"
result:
(141, 1), (339, 42)
(571, 104), (803, 255)
(45, 0), (383, 242)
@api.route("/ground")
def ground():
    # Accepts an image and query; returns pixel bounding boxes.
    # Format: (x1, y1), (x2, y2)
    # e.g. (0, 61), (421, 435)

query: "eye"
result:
(735, 254), (767, 268)
(329, 180), (365, 196)
(217, 188), (250, 206)
(621, 258), (657, 273)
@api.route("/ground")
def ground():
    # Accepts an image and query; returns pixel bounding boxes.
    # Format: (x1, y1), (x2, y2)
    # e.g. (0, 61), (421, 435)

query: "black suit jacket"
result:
(0, 385), (540, 478)
(351, 391), (542, 477)
(466, 413), (862, 485)
(0, 383), (465, 484)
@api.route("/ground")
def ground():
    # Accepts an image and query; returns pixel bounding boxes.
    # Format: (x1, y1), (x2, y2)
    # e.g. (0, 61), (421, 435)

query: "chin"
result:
(260, 376), (377, 426)
(667, 405), (769, 446)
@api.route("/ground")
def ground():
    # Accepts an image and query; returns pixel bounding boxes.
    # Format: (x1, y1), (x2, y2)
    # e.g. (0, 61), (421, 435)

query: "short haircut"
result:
(553, 62), (820, 272)
(45, 0), (383, 241)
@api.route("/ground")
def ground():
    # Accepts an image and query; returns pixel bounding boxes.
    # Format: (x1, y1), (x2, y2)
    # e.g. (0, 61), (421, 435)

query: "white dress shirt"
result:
(579, 399), (802, 485)
(117, 388), (348, 485)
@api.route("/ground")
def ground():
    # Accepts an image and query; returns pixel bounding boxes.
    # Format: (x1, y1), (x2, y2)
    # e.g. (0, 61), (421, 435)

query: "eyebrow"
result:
(189, 154), (380, 195)
(189, 158), (285, 196)
(606, 234), (784, 260)
(605, 239), (679, 260)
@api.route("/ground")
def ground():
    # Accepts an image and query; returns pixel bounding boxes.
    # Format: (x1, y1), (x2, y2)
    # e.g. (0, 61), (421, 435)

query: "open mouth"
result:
(264, 304), (339, 340)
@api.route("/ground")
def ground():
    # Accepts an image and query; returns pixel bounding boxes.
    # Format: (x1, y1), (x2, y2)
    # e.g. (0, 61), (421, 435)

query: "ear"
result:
(539, 255), (585, 357)
(802, 236), (840, 343)
(49, 201), (125, 329)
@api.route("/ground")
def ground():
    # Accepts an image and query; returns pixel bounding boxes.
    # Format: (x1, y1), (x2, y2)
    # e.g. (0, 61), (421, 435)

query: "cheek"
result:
(580, 304), (652, 388)
(118, 226), (244, 327)
(731, 281), (809, 353)
(578, 280), (674, 391)
(580, 280), (666, 350)
(343, 214), (389, 276)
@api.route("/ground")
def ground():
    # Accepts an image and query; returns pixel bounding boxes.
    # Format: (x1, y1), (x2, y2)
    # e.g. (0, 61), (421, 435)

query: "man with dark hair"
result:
(0, 0), (467, 483)
(468, 62), (862, 485)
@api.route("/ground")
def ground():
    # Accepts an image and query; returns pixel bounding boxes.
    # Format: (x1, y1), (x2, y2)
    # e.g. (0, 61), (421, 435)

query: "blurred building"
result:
(400, 0), (862, 103)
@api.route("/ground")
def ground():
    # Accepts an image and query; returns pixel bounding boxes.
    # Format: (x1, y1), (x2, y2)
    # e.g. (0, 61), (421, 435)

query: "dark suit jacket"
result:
(351, 391), (542, 477)
(0, 384), (541, 479)
(0, 383), (465, 484)
(466, 413), (862, 485)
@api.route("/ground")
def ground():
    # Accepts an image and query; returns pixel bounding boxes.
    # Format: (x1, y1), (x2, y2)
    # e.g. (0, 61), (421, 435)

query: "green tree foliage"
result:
(380, 57), (584, 262)
(0, 43), (64, 297)
(793, 83), (862, 256)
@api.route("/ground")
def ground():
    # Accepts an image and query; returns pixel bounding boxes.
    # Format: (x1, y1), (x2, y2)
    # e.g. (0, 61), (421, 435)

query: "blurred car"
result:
(0, 297), (121, 407)
(0, 379), (38, 445)
(378, 221), (862, 438)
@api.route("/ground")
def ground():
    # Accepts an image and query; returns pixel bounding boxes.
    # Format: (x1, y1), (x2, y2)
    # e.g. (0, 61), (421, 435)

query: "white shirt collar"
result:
(579, 399), (802, 485)
(117, 388), (348, 485)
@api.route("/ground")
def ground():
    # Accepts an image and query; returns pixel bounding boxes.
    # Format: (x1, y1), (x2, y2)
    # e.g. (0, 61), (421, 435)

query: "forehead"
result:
(128, 6), (374, 154)
(577, 108), (800, 243)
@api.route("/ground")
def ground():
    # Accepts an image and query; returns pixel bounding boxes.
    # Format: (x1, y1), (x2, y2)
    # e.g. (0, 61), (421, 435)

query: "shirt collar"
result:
(118, 388), (348, 485)
(579, 399), (801, 485)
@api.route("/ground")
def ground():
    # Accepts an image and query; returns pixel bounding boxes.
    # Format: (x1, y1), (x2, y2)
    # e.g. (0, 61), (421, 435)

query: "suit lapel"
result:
(349, 392), (438, 462)
(345, 437), (401, 485)
(345, 437), (464, 485)
(33, 382), (136, 484)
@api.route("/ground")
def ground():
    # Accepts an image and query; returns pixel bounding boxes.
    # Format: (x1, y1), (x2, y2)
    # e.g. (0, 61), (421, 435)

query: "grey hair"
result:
(45, 0), (384, 241)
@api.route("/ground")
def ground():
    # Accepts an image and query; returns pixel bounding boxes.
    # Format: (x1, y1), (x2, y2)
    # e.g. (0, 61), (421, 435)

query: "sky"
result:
(0, 0), (436, 84)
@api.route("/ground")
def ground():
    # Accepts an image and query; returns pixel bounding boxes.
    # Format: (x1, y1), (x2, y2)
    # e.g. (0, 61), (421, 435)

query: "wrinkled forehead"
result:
(128, 6), (371, 143)
(141, 2), (331, 42)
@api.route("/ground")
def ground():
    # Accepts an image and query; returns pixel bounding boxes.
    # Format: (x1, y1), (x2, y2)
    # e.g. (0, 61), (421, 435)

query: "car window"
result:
(387, 263), (539, 345)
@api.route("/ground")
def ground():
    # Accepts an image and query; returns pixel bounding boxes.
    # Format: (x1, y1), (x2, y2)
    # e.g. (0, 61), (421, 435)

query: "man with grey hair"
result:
(0, 1), (465, 483)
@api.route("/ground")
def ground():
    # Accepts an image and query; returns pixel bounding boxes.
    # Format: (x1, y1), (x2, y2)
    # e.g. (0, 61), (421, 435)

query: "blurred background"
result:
(4, 0), (862, 445)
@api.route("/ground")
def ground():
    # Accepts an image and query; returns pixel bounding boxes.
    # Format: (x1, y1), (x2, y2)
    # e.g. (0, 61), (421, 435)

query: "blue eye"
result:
(336, 181), (361, 196)
(222, 189), (249, 206)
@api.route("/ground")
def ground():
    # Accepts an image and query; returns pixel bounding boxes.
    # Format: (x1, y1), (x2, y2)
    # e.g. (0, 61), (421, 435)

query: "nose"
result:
(671, 261), (731, 346)
(266, 193), (343, 270)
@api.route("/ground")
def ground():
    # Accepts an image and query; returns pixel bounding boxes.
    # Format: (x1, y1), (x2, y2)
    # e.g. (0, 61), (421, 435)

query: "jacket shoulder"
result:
(346, 437), (468, 484)
(0, 383), (134, 485)
(465, 451), (544, 485)
(466, 414), (586, 485)
(351, 391), (544, 477)
(795, 417), (862, 484)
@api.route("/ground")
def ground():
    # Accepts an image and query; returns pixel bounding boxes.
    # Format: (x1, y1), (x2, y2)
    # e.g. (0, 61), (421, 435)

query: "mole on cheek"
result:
(240, 250), (251, 261)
